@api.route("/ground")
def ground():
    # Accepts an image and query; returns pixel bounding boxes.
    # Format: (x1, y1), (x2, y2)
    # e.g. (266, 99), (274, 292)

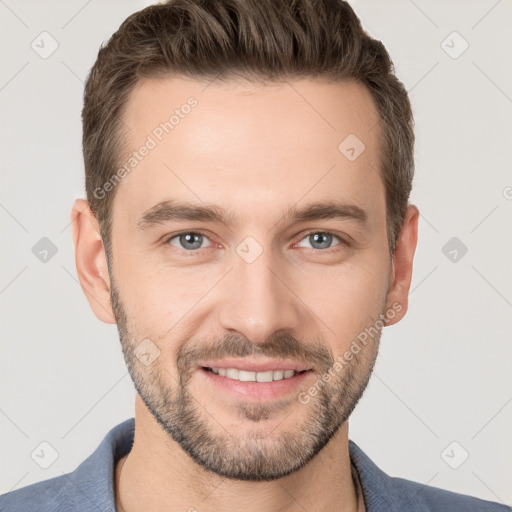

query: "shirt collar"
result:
(71, 417), (134, 511)
(349, 439), (426, 511)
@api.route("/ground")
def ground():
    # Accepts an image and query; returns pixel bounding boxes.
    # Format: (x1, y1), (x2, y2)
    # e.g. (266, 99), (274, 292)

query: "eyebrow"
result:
(136, 199), (368, 231)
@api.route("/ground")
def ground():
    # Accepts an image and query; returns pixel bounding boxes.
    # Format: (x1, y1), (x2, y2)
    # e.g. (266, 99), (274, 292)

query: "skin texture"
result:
(71, 77), (419, 512)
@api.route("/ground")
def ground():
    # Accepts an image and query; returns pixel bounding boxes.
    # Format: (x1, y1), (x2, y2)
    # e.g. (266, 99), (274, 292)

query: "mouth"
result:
(198, 365), (314, 401)
(201, 366), (309, 382)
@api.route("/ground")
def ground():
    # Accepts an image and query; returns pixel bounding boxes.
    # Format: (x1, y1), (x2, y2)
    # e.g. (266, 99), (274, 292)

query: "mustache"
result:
(176, 332), (334, 375)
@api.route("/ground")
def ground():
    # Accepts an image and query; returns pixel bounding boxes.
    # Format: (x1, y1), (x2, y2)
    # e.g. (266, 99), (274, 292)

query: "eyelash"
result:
(163, 230), (348, 256)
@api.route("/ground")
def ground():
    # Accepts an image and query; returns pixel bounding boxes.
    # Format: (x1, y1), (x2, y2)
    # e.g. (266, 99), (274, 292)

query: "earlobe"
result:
(70, 199), (116, 324)
(384, 204), (419, 326)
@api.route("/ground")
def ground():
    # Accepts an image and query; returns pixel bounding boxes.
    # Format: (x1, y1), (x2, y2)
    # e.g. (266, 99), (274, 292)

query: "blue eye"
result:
(167, 232), (212, 251)
(164, 230), (347, 256)
(296, 231), (344, 252)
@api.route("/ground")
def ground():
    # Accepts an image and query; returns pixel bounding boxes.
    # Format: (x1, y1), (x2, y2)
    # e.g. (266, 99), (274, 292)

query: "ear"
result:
(384, 204), (419, 326)
(70, 199), (116, 324)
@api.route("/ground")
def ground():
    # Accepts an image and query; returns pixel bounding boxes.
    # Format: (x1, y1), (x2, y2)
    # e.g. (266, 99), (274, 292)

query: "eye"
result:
(166, 232), (213, 252)
(296, 231), (346, 252)
(164, 230), (347, 256)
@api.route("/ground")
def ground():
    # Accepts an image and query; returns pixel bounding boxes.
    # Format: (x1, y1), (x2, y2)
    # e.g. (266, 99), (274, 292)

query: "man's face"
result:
(108, 77), (393, 481)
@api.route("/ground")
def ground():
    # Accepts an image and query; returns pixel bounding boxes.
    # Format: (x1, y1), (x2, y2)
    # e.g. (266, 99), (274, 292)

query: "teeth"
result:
(208, 367), (300, 382)
(226, 368), (239, 379)
(256, 371), (273, 382)
(273, 370), (284, 381)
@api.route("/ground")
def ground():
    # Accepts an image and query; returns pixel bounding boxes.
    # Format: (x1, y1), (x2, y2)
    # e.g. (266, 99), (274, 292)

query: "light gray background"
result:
(1, 0), (511, 506)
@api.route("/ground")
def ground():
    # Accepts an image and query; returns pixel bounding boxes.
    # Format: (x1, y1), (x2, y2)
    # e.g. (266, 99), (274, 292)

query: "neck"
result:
(115, 396), (359, 512)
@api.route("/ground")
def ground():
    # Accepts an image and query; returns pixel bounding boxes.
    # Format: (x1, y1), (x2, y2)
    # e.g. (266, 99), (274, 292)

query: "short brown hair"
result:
(82, 0), (414, 261)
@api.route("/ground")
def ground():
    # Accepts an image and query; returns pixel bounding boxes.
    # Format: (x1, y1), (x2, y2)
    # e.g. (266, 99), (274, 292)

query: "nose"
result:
(217, 244), (302, 344)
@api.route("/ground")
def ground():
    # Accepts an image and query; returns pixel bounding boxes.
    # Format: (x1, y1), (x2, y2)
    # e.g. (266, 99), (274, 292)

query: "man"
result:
(1, 1), (508, 511)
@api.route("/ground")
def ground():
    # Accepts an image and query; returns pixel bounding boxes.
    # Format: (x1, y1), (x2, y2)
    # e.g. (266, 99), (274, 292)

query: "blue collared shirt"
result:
(1, 418), (509, 511)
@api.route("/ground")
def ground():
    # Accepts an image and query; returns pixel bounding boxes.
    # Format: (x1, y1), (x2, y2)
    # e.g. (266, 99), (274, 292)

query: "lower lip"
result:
(199, 367), (313, 401)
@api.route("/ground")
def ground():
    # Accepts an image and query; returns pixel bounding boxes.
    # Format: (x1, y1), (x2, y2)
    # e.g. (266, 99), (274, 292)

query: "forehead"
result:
(115, 76), (383, 230)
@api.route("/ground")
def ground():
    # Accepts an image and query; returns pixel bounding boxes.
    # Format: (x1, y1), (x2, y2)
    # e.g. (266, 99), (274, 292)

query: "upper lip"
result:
(198, 358), (312, 373)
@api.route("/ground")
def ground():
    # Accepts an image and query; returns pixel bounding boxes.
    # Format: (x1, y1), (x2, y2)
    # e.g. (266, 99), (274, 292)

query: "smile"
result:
(203, 367), (307, 382)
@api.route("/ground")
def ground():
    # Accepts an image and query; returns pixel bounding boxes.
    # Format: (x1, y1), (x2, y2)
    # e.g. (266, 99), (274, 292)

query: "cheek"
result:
(297, 259), (389, 350)
(115, 238), (390, 350)
(115, 265), (210, 339)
